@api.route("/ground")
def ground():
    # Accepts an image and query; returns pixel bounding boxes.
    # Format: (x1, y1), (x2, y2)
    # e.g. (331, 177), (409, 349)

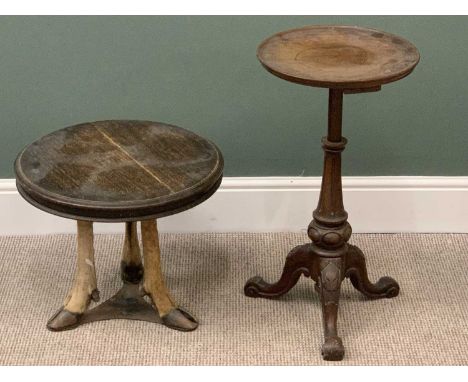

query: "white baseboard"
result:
(1, 176), (468, 235)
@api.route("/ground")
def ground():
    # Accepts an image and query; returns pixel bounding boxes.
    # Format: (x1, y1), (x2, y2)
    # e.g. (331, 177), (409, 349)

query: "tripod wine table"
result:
(15, 120), (223, 332)
(244, 25), (420, 361)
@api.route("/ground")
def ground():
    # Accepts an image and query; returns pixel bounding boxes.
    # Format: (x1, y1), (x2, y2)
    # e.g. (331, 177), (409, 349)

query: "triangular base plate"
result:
(81, 283), (162, 324)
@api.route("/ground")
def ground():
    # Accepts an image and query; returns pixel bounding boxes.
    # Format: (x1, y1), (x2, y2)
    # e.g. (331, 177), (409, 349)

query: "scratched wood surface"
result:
(257, 25), (420, 89)
(15, 120), (224, 221)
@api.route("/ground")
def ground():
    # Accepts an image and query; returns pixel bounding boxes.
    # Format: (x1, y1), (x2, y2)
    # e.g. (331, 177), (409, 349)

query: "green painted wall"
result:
(0, 16), (467, 177)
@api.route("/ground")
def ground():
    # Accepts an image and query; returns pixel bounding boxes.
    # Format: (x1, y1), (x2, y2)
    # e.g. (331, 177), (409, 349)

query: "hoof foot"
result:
(321, 336), (345, 361)
(47, 307), (82, 331)
(162, 308), (198, 332)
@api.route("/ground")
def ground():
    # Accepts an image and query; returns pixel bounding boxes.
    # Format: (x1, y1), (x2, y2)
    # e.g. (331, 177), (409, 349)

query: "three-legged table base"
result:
(48, 280), (198, 332)
(244, 242), (399, 361)
(47, 220), (198, 332)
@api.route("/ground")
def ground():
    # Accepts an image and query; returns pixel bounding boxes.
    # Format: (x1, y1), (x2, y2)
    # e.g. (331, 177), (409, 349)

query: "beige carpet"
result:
(0, 232), (467, 365)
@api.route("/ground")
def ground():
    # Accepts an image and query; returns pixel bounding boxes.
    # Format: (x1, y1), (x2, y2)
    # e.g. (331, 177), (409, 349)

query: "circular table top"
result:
(15, 120), (224, 221)
(257, 25), (420, 89)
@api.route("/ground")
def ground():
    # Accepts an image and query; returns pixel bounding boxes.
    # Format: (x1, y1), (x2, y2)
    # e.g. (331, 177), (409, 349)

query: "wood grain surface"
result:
(257, 25), (420, 89)
(15, 120), (223, 221)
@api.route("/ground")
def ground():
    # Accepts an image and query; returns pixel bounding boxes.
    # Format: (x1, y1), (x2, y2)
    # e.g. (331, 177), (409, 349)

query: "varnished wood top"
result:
(257, 25), (420, 89)
(15, 120), (224, 221)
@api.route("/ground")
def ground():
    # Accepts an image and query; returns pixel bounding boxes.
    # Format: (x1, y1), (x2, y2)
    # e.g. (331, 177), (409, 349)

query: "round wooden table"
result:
(15, 120), (223, 332)
(244, 25), (420, 361)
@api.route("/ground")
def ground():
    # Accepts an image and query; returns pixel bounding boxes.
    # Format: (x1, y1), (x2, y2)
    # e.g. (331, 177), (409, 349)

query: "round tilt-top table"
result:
(244, 25), (420, 361)
(15, 120), (223, 332)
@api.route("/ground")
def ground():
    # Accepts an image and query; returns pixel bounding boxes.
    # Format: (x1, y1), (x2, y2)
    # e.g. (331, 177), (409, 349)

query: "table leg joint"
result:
(244, 243), (317, 298)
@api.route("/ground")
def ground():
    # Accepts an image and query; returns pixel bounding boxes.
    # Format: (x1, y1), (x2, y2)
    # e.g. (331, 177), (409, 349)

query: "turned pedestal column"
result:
(244, 25), (420, 361)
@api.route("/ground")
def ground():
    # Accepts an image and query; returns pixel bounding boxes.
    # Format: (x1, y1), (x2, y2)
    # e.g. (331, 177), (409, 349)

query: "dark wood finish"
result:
(15, 120), (224, 221)
(17, 121), (223, 333)
(257, 25), (419, 89)
(245, 25), (419, 361)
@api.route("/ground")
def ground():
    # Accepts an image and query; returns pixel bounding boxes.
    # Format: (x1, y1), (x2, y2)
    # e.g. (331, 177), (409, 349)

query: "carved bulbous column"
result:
(244, 89), (400, 362)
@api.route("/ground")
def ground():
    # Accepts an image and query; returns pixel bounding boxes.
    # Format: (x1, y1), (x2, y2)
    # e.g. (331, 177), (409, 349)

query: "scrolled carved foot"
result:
(346, 244), (399, 299)
(322, 336), (345, 361)
(244, 243), (314, 299)
(162, 307), (198, 332)
(244, 276), (269, 298)
(358, 276), (399, 298)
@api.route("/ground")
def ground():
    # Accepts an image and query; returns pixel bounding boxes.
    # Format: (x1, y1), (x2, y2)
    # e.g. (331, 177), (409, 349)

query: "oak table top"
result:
(257, 25), (420, 89)
(15, 120), (224, 221)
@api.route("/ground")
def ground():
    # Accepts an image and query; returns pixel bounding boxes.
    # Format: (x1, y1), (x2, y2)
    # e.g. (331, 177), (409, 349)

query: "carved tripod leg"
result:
(244, 243), (314, 298)
(47, 220), (99, 331)
(140, 219), (198, 331)
(346, 244), (399, 299)
(120, 222), (144, 284)
(318, 257), (345, 361)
